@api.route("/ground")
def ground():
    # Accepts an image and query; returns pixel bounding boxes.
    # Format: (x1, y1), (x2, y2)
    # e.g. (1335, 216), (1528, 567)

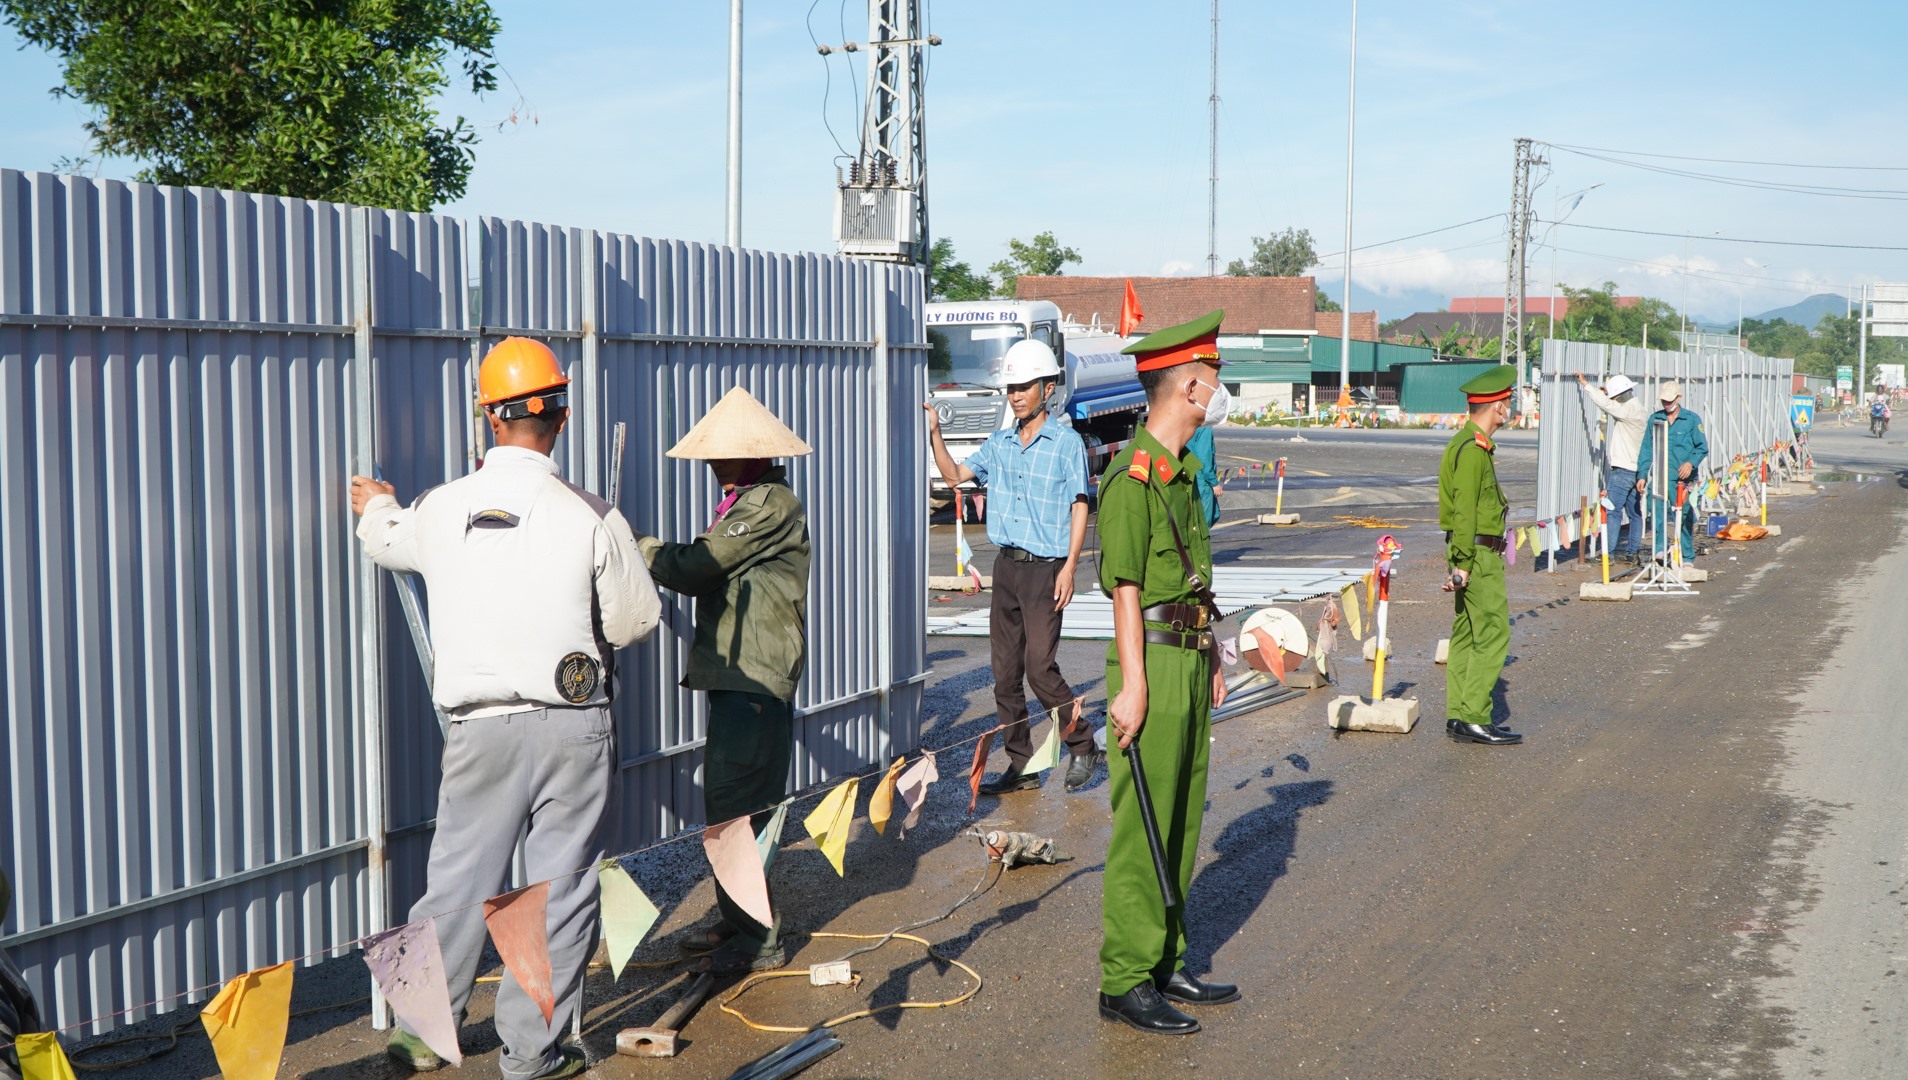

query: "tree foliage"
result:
(1555, 281), (1682, 350)
(989, 231), (1080, 296)
(1227, 227), (1316, 277)
(2, 0), (501, 211)
(926, 237), (995, 301)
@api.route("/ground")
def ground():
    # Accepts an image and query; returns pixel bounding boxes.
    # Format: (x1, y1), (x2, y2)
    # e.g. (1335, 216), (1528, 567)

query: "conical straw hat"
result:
(667, 386), (814, 460)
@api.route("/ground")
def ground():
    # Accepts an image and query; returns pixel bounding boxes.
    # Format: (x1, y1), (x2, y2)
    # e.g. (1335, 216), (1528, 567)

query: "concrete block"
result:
(1763, 524), (1783, 536)
(1791, 471), (1814, 484)
(1281, 669), (1330, 690)
(1434, 639), (1449, 665)
(1679, 566), (1710, 582)
(1579, 581), (1633, 601)
(1326, 695), (1420, 733)
(1360, 637), (1393, 661)
(1257, 512), (1303, 525)
(1765, 485), (1795, 497)
(928, 574), (990, 591)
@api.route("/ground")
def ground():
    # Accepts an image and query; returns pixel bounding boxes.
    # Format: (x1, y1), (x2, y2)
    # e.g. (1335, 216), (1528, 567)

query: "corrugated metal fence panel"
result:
(1397, 361), (1500, 414)
(1537, 339), (1794, 524)
(1, 167), (928, 1036)
(0, 170), (368, 1034)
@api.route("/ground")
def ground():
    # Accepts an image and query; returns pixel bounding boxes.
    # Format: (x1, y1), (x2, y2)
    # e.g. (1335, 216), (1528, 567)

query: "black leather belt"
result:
(1444, 531), (1507, 554)
(1141, 603), (1210, 630)
(1143, 628), (1215, 651)
(999, 545), (1063, 563)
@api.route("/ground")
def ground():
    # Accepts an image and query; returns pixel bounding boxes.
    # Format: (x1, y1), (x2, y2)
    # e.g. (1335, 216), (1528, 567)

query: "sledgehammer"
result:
(616, 972), (716, 1058)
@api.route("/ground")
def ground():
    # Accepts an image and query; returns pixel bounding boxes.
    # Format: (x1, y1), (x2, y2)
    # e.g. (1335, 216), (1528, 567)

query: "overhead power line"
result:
(1545, 141), (1908, 172)
(1544, 145), (1908, 200)
(1538, 219), (1908, 253)
(1313, 213), (1505, 261)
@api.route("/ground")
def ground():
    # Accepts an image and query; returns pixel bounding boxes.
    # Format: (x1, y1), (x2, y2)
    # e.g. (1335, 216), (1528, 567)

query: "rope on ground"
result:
(61, 996), (368, 1072)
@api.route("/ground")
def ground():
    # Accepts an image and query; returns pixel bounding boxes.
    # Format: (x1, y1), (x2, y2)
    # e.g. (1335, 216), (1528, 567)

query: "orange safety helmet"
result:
(477, 337), (569, 414)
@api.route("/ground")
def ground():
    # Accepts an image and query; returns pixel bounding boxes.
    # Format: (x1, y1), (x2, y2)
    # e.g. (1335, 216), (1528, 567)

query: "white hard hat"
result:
(1240, 608), (1308, 674)
(993, 339), (1063, 386)
(1604, 374), (1636, 397)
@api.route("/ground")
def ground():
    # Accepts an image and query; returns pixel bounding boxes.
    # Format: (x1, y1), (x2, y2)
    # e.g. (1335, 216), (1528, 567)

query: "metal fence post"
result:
(873, 268), (895, 757)
(351, 207), (391, 1031)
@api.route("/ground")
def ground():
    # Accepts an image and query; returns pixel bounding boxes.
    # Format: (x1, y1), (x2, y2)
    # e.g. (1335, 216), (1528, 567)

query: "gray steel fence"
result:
(1537, 338), (1794, 529)
(0, 168), (927, 1036)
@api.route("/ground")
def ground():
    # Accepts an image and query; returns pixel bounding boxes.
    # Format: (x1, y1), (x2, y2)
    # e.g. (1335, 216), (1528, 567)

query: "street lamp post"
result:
(1336, 0), (1358, 411)
(1545, 182), (1602, 342)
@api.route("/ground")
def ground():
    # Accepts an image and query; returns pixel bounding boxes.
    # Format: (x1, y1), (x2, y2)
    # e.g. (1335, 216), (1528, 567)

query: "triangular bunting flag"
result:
(598, 862), (661, 982)
(1062, 697), (1084, 738)
(483, 882), (556, 1026)
(802, 777), (860, 877)
(704, 815), (774, 928)
(15, 1033), (78, 1080)
(1339, 583), (1364, 641)
(968, 729), (997, 814)
(1362, 571), (1376, 615)
(869, 757), (906, 835)
(896, 752), (939, 835)
(1024, 721), (1061, 774)
(757, 801), (789, 870)
(363, 919), (462, 1066)
(1249, 626), (1287, 683)
(199, 961), (294, 1080)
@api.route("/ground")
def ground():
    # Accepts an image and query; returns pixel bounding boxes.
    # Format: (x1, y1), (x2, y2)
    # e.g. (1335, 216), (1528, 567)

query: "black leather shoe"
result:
(1157, 969), (1240, 1006)
(978, 766), (1040, 795)
(1450, 721), (1523, 745)
(1064, 751), (1104, 792)
(1445, 717), (1461, 737)
(1098, 983), (1201, 1035)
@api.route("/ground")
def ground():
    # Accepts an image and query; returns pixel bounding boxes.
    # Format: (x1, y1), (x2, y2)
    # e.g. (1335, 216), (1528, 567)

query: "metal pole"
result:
(352, 208), (391, 1030)
(1337, 0), (1357, 407)
(726, 0), (743, 247)
(1859, 284), (1869, 401)
(1207, 0), (1220, 277)
(874, 270), (895, 751)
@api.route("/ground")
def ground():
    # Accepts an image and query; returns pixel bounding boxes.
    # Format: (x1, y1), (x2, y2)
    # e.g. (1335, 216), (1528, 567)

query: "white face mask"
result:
(1191, 376), (1230, 428)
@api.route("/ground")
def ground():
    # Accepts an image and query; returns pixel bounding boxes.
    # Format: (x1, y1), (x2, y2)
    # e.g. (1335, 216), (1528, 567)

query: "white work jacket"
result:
(1582, 385), (1648, 472)
(357, 446), (662, 717)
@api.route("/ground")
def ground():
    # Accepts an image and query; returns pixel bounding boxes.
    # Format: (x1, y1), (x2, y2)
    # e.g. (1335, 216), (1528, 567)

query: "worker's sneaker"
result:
(387, 1029), (449, 1072)
(521, 1046), (588, 1080)
(1064, 751), (1104, 792)
(696, 944), (787, 975)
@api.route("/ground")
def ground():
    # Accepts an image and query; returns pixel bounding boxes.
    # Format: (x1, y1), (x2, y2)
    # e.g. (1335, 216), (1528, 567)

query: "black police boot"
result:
(1157, 969), (1241, 1006)
(978, 765), (1039, 795)
(1064, 751), (1104, 792)
(1098, 983), (1201, 1035)
(1450, 721), (1523, 745)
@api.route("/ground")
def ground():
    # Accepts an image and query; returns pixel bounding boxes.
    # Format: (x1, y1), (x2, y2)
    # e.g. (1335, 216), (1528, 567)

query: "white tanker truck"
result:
(925, 299), (1146, 494)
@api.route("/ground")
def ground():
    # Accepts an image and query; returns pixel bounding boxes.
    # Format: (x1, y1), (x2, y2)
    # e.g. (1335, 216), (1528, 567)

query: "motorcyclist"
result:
(1871, 393), (1891, 436)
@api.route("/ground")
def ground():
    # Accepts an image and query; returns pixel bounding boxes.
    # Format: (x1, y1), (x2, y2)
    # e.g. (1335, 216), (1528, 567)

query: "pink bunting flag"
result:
(483, 882), (557, 1026)
(703, 815), (774, 929)
(894, 752), (939, 836)
(968, 729), (998, 814)
(364, 919), (463, 1066)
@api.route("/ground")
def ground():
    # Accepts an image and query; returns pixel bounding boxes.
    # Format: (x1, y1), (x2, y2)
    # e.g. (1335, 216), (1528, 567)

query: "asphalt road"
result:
(69, 423), (1907, 1080)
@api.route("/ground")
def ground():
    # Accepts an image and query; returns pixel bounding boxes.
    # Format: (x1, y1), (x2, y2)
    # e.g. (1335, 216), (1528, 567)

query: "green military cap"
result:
(1122, 309), (1227, 371)
(1459, 365), (1516, 404)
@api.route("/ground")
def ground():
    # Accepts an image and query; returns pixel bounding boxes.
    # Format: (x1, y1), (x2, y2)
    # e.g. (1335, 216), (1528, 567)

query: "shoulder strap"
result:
(1155, 487), (1225, 621)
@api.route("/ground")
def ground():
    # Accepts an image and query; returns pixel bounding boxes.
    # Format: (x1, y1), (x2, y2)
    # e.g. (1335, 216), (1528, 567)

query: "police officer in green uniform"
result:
(1438, 366), (1524, 747)
(1096, 310), (1240, 1036)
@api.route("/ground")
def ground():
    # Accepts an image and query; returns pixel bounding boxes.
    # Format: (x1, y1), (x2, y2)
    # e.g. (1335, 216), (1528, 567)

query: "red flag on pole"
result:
(1118, 279), (1144, 337)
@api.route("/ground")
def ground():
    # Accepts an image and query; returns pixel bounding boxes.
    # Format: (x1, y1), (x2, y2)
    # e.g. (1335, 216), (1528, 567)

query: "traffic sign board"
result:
(1791, 394), (1814, 430)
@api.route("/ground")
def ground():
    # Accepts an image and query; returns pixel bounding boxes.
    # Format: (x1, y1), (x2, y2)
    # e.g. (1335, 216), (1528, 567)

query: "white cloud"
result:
(1158, 260), (1197, 276)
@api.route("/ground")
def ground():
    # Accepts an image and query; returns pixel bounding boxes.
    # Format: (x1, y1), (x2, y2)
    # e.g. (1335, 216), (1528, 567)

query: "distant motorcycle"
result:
(1871, 409), (1890, 438)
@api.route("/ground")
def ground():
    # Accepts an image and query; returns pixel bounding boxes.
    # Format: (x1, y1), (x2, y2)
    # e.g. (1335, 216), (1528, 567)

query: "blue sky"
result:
(5, 1), (1905, 322)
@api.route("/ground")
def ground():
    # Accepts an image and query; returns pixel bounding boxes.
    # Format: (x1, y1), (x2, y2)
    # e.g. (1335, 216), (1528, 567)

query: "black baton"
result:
(1123, 741), (1178, 909)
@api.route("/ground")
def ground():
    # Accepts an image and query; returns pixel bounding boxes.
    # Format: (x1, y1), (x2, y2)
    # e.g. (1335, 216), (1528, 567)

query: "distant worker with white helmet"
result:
(1576, 371), (1647, 562)
(925, 337), (1099, 793)
(350, 336), (662, 1079)
(635, 386), (813, 975)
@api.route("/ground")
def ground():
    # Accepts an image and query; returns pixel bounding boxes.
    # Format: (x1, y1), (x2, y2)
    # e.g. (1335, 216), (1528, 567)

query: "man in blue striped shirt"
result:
(927, 339), (1099, 792)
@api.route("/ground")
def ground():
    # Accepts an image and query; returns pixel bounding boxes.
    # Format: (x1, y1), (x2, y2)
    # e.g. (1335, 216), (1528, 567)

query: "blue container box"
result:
(1707, 513), (1728, 537)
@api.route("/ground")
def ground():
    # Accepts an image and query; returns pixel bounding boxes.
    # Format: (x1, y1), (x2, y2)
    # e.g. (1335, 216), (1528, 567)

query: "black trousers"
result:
(991, 554), (1094, 767)
(703, 690), (792, 956)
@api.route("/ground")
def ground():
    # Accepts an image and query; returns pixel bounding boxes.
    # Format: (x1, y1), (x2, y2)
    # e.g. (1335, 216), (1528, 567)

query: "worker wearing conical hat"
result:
(1438, 365), (1522, 746)
(634, 386), (812, 975)
(1096, 310), (1240, 1036)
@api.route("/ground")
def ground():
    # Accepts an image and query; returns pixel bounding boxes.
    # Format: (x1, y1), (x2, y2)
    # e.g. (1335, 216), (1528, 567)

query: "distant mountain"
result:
(1751, 293), (1848, 329)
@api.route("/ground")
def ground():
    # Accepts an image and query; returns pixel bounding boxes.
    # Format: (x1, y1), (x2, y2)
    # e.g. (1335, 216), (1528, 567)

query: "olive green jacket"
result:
(637, 468), (811, 701)
(1438, 421), (1508, 571)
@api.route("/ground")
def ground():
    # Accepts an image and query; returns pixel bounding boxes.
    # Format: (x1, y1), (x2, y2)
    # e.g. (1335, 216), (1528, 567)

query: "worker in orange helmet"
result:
(350, 336), (661, 1079)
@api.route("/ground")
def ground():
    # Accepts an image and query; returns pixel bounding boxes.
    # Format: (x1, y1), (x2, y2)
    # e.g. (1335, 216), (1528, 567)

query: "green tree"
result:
(1740, 317), (1813, 365)
(926, 237), (995, 301)
(2, 0), (501, 212)
(1556, 282), (1682, 350)
(1228, 227), (1337, 310)
(989, 231), (1081, 296)
(1314, 289), (1342, 313)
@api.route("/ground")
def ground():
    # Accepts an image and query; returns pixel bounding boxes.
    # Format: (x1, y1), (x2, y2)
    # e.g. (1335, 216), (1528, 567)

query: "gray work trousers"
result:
(399, 705), (613, 1078)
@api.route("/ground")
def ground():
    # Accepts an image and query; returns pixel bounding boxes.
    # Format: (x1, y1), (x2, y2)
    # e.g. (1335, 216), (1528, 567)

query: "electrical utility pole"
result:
(1502, 137), (1543, 381)
(831, 0), (936, 265)
(1207, 0), (1220, 277)
(726, 0), (743, 247)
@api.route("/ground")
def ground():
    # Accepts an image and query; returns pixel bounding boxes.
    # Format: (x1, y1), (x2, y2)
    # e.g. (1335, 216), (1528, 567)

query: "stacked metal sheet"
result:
(928, 566), (1364, 639)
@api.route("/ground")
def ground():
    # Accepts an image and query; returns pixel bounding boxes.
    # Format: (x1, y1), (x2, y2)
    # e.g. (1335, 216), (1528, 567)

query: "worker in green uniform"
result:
(1438, 366), (1524, 747)
(1096, 310), (1239, 1036)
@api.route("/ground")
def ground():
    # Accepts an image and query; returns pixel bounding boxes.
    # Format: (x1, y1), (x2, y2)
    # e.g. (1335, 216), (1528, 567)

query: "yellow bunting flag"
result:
(869, 757), (906, 835)
(16, 1033), (79, 1080)
(1339, 583), (1364, 641)
(598, 861), (661, 981)
(803, 777), (860, 877)
(1024, 720), (1061, 774)
(1362, 571), (1376, 615)
(200, 961), (294, 1080)
(1522, 525), (1539, 554)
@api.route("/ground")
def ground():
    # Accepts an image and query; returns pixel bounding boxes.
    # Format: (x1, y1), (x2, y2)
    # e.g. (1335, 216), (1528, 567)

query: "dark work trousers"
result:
(992, 553), (1094, 768)
(703, 689), (793, 957)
